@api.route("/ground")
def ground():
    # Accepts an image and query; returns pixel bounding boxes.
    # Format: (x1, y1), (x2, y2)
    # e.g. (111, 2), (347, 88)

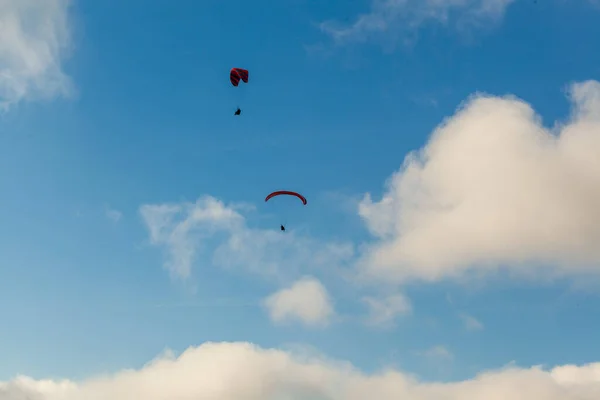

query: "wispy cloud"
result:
(105, 206), (122, 223)
(362, 293), (412, 327)
(424, 345), (453, 359)
(459, 313), (484, 331)
(0, 0), (75, 110)
(320, 0), (516, 48)
(139, 197), (247, 280)
(139, 196), (354, 282)
(588, 0), (600, 8)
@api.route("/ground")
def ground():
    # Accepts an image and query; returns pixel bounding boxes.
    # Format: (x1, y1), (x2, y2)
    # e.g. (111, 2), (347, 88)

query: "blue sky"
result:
(1, 0), (600, 398)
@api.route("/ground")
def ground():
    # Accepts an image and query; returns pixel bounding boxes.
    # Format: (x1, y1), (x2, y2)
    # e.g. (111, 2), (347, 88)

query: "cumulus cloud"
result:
(358, 80), (600, 284)
(2, 342), (600, 399)
(0, 0), (74, 109)
(264, 276), (335, 327)
(362, 293), (412, 327)
(139, 195), (354, 281)
(320, 0), (515, 47)
(460, 313), (484, 331)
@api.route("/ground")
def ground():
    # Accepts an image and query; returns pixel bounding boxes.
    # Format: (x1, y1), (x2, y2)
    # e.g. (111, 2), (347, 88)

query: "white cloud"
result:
(358, 80), (600, 284)
(362, 293), (412, 327)
(2, 342), (600, 399)
(320, 0), (515, 47)
(139, 196), (246, 280)
(139, 196), (354, 281)
(264, 276), (335, 327)
(459, 313), (484, 331)
(105, 206), (122, 223)
(0, 0), (74, 109)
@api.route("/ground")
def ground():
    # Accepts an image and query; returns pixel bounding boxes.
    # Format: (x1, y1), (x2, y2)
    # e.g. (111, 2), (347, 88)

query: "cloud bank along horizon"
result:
(3, 342), (600, 400)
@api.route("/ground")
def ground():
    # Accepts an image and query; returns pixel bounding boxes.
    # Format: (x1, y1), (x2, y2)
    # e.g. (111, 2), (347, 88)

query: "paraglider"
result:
(230, 68), (249, 115)
(265, 190), (307, 205)
(230, 68), (248, 86)
(265, 191), (307, 231)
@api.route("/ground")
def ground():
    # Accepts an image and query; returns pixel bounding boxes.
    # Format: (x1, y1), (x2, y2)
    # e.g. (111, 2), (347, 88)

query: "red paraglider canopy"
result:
(265, 191), (307, 205)
(230, 68), (249, 86)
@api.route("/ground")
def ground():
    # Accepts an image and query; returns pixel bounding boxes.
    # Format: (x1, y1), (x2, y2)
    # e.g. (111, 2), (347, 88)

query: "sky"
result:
(1, 0), (600, 398)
